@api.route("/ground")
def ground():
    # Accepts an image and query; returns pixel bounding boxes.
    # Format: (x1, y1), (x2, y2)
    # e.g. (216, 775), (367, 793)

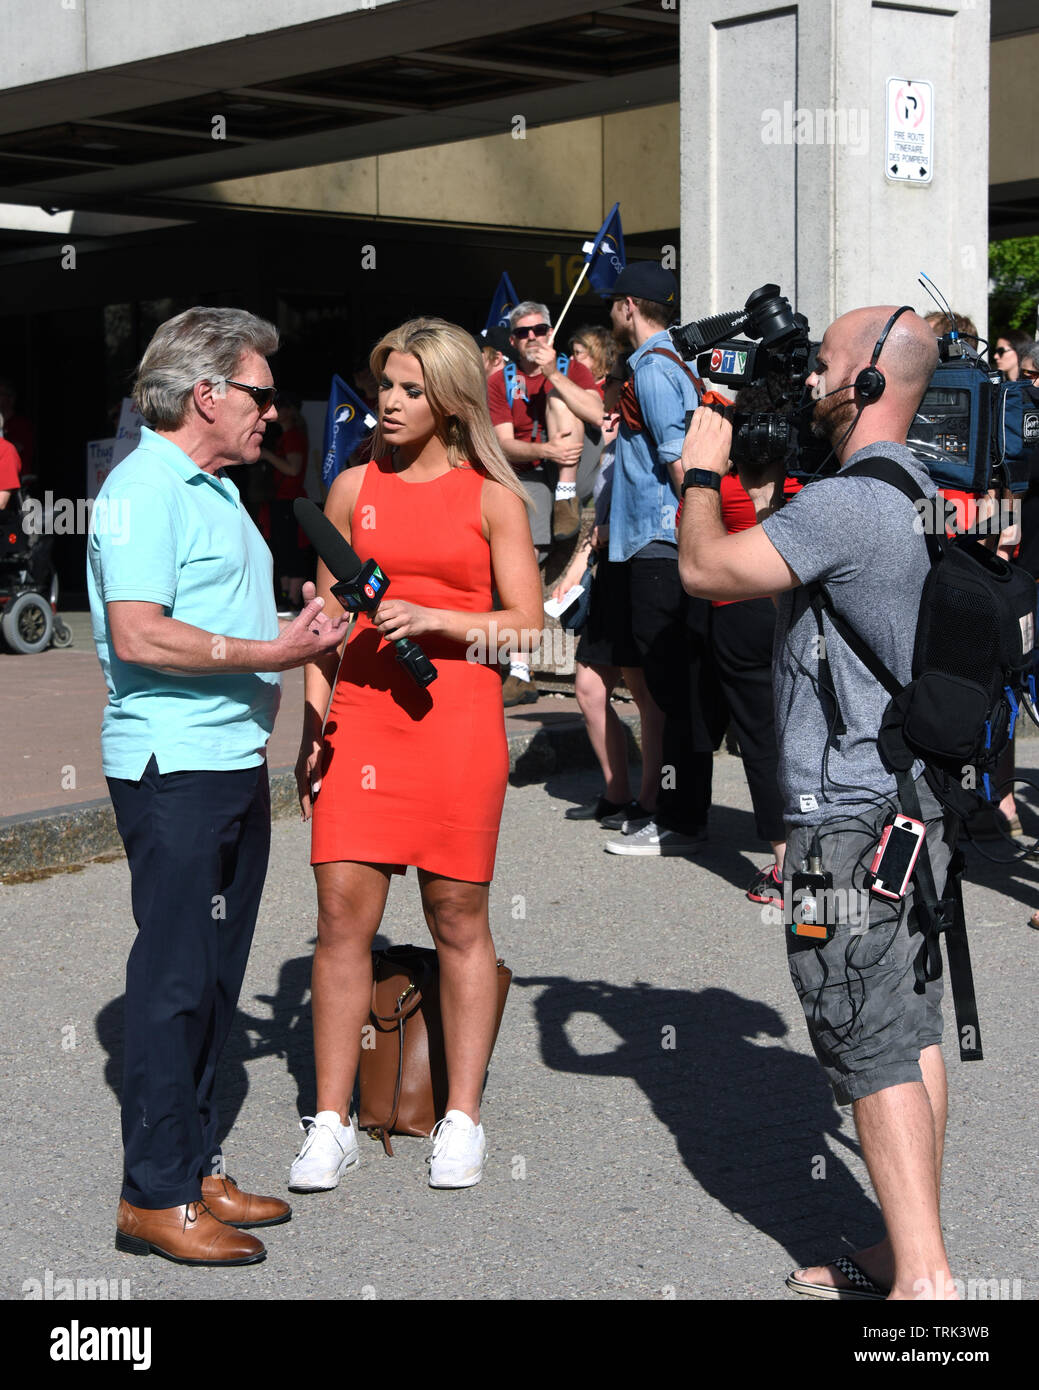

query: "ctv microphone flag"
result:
(483, 272), (520, 336)
(322, 374), (377, 488)
(582, 202), (626, 294)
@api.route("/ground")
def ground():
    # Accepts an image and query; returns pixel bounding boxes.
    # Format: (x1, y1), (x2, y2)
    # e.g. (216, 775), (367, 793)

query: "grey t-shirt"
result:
(761, 442), (937, 827)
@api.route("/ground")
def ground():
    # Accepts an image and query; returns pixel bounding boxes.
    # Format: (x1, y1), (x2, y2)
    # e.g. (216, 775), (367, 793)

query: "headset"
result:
(854, 304), (914, 402)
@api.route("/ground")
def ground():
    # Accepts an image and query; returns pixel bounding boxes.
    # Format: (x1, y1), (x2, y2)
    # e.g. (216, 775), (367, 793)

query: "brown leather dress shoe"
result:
(200, 1174), (291, 1229)
(115, 1198), (266, 1265)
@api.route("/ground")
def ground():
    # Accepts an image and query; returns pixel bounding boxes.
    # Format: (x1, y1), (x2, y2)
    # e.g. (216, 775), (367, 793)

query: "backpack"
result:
(503, 354), (569, 409)
(807, 455), (1038, 1064)
(619, 348), (713, 441)
(808, 456), (1036, 818)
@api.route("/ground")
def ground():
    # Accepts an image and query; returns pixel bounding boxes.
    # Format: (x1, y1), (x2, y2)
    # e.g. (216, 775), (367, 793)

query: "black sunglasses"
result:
(223, 379), (278, 411)
(512, 324), (550, 340)
(992, 347), (1010, 358)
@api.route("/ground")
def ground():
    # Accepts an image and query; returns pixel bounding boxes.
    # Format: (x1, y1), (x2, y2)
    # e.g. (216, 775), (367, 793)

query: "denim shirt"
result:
(608, 330), (701, 562)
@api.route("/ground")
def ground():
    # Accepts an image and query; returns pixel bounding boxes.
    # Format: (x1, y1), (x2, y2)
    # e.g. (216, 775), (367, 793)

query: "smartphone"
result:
(868, 814), (927, 901)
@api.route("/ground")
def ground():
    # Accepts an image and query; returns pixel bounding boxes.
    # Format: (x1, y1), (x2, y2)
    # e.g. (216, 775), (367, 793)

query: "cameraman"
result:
(678, 306), (958, 1302)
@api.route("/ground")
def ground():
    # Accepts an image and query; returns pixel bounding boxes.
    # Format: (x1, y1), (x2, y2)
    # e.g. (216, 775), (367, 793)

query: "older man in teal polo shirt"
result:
(88, 307), (347, 1267)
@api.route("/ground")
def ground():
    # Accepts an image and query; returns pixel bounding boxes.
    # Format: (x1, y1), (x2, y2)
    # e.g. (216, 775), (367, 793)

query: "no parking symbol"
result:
(886, 77), (933, 183)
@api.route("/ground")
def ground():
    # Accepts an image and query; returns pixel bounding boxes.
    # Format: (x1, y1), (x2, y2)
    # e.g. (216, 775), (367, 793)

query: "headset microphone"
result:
(854, 304), (913, 402)
(293, 499), (438, 688)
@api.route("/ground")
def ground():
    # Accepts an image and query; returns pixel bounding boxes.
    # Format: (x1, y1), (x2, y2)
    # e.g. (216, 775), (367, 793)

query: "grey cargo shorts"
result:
(783, 780), (956, 1106)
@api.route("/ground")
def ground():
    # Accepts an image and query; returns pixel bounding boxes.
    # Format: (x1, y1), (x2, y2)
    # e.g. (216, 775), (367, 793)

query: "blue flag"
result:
(582, 203), (626, 293)
(483, 272), (520, 335)
(322, 374), (377, 488)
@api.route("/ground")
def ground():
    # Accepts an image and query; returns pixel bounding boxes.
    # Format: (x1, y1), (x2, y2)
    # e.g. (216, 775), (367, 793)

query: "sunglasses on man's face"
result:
(223, 379), (278, 411)
(512, 324), (550, 340)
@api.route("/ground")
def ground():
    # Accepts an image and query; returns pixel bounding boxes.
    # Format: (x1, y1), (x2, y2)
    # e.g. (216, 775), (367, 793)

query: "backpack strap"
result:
(806, 455), (982, 1063)
(841, 456), (942, 565)
(894, 768), (982, 1063)
(644, 346), (706, 397)
(623, 347), (705, 447)
(805, 455), (943, 714)
(504, 359), (520, 409)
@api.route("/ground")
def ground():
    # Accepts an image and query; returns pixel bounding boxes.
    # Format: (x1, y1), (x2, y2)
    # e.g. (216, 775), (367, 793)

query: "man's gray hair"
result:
(1018, 341), (1039, 374)
(509, 301), (551, 331)
(133, 307), (279, 429)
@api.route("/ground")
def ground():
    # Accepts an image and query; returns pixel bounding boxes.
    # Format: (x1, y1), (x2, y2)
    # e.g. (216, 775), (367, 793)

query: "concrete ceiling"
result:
(0, 1), (678, 215)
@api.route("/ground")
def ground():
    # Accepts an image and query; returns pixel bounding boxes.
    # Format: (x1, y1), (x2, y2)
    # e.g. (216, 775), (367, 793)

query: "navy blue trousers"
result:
(107, 756), (271, 1208)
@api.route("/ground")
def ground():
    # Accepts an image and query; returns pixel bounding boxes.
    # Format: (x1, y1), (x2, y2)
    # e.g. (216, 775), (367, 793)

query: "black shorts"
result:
(575, 558), (640, 670)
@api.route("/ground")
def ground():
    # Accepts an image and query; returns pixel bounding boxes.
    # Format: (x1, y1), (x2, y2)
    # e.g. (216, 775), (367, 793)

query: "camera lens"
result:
(745, 285), (799, 347)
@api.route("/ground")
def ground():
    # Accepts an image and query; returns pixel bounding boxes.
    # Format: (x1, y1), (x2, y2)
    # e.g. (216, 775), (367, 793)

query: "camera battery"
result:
(789, 869), (836, 942)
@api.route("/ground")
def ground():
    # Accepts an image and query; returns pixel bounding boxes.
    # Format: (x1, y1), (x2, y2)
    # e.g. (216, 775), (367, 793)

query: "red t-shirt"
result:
(273, 426), (308, 501)
(2, 415), (33, 475)
(712, 472), (803, 606)
(938, 488), (982, 537)
(487, 360), (597, 464)
(0, 437), (21, 494)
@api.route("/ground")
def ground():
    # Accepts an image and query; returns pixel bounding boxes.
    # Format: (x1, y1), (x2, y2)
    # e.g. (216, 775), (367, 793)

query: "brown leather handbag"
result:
(357, 944), (512, 1155)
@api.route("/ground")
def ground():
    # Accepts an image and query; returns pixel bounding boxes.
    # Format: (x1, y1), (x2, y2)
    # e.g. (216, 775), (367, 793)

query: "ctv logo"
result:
(708, 348), (749, 375)
(363, 582), (376, 600)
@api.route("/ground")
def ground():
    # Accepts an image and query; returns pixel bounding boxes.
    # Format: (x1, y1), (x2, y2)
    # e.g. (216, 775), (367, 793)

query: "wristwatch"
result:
(681, 468), (723, 495)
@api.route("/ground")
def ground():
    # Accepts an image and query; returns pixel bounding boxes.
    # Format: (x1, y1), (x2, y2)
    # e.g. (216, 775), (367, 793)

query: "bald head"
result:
(835, 306), (938, 405)
(807, 305), (939, 461)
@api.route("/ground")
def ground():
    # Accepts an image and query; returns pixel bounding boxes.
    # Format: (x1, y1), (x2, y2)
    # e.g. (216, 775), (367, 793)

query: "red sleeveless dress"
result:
(311, 456), (508, 882)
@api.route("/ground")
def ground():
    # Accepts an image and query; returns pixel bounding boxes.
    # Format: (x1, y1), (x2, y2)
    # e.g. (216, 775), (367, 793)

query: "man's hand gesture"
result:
(272, 581), (349, 670)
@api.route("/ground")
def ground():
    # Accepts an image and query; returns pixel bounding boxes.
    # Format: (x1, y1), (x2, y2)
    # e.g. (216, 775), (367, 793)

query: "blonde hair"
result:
(369, 317), (531, 507)
(569, 324), (617, 380)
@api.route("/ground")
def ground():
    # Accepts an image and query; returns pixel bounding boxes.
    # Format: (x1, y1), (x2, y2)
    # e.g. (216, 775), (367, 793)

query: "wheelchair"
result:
(0, 497), (73, 654)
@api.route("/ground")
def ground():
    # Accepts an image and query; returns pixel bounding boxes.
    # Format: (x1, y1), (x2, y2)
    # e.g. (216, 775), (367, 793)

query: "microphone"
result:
(293, 498), (438, 688)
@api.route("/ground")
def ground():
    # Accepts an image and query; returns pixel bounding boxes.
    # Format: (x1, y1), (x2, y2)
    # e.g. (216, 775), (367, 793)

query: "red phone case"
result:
(868, 815), (926, 900)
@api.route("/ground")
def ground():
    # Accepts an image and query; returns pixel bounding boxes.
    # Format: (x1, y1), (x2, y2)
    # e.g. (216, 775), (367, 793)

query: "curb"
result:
(0, 714), (643, 878)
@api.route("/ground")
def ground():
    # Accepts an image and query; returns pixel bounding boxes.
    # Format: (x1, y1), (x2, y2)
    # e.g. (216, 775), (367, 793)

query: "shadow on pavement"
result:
(516, 975), (883, 1268)
(94, 933), (395, 1151)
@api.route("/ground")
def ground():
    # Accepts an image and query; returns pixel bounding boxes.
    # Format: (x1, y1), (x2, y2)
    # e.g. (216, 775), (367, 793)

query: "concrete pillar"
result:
(679, 0), (991, 342)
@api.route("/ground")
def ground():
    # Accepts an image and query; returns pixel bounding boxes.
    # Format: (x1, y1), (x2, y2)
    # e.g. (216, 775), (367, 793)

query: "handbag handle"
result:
(370, 980), (423, 1025)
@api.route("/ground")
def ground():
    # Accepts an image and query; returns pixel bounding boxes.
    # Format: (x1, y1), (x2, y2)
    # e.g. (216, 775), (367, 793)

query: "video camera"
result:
(905, 336), (1038, 495)
(669, 284), (1039, 492)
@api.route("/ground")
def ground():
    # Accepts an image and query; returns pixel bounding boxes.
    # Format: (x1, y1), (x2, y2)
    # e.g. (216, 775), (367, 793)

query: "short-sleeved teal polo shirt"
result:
(87, 426), (282, 778)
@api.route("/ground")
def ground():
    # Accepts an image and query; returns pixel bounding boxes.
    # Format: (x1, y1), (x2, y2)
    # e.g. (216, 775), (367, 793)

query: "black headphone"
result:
(854, 304), (914, 402)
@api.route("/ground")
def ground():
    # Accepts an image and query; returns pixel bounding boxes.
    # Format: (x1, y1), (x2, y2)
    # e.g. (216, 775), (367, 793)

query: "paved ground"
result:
(2, 738), (1037, 1302)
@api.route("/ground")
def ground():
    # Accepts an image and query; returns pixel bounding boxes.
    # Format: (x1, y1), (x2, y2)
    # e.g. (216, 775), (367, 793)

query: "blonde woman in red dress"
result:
(290, 318), (541, 1190)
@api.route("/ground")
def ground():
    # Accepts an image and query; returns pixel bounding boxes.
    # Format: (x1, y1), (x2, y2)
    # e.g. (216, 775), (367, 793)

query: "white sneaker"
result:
(428, 1109), (486, 1189)
(604, 820), (707, 856)
(288, 1111), (359, 1191)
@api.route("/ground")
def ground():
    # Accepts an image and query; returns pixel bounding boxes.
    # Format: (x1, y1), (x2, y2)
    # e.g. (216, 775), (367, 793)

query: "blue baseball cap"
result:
(605, 262), (678, 308)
